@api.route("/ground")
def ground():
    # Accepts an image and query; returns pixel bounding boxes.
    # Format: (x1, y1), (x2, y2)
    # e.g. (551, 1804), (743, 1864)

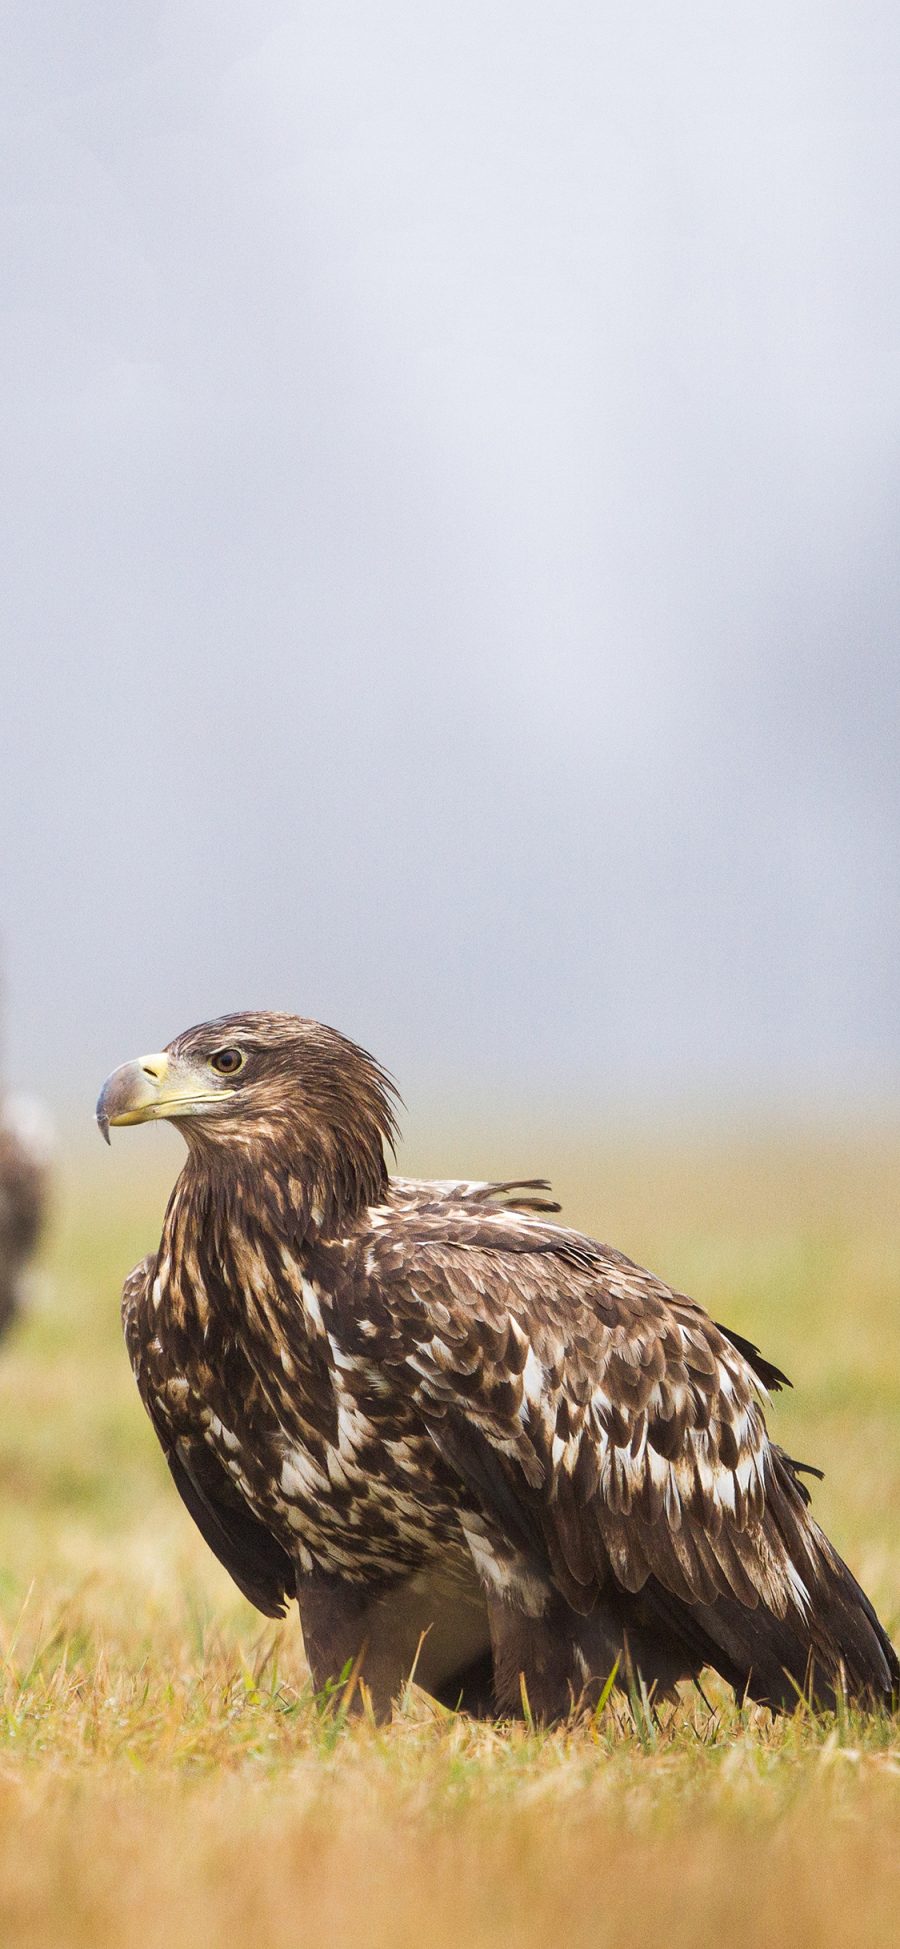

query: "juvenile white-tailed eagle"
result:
(97, 1012), (898, 1720)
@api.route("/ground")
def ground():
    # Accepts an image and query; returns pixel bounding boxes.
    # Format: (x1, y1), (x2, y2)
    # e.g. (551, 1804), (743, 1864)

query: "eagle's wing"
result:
(365, 1205), (794, 1610)
(122, 1258), (295, 1618)
(356, 1203), (896, 1701)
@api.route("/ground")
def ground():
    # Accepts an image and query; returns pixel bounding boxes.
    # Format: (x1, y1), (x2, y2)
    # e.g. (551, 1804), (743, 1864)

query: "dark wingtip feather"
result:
(714, 1322), (792, 1392)
(784, 1455), (825, 1504)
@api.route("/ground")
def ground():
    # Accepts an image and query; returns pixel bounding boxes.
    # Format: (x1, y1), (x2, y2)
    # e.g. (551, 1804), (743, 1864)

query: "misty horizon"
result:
(2, 4), (898, 1115)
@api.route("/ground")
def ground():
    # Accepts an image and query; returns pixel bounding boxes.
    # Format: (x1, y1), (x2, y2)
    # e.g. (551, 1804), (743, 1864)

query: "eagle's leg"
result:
(296, 1567), (406, 1721)
(486, 1588), (626, 1724)
(296, 1563), (493, 1722)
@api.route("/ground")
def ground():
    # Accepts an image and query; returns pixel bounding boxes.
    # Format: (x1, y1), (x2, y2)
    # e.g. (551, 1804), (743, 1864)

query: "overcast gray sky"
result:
(2, 2), (899, 1120)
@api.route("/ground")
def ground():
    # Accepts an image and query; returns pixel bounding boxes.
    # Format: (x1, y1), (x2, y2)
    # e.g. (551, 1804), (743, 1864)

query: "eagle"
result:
(0, 1092), (51, 1340)
(96, 1011), (898, 1722)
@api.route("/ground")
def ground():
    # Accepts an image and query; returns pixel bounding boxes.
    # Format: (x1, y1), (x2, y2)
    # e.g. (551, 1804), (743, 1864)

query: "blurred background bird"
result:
(0, 984), (52, 1339)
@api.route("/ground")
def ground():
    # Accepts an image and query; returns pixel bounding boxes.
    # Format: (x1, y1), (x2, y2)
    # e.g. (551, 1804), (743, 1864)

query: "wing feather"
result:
(122, 1258), (295, 1618)
(352, 1204), (824, 1625)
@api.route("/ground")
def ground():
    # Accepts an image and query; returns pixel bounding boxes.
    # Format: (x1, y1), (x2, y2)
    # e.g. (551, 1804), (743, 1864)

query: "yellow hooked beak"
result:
(95, 1052), (225, 1142)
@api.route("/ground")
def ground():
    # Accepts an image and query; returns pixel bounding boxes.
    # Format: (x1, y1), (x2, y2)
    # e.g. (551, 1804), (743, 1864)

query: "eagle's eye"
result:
(210, 1048), (245, 1076)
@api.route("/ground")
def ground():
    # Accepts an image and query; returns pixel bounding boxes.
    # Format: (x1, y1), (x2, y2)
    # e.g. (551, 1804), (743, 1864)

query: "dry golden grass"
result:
(0, 1122), (898, 1948)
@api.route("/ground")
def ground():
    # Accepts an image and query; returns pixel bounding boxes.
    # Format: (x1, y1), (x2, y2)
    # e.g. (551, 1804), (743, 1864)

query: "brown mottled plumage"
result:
(97, 1012), (898, 1721)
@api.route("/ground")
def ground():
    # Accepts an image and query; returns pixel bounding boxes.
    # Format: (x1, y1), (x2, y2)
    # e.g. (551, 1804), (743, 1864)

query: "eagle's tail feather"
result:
(627, 1531), (898, 1713)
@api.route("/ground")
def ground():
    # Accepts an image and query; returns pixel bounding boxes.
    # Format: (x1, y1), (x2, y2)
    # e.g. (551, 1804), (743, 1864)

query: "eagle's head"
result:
(96, 1011), (400, 1223)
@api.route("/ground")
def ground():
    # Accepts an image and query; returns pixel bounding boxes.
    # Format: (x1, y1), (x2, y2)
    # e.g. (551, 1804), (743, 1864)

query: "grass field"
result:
(1, 1122), (898, 1948)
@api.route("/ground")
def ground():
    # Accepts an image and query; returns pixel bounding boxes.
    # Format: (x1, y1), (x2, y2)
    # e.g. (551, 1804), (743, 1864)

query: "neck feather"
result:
(166, 1114), (388, 1259)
